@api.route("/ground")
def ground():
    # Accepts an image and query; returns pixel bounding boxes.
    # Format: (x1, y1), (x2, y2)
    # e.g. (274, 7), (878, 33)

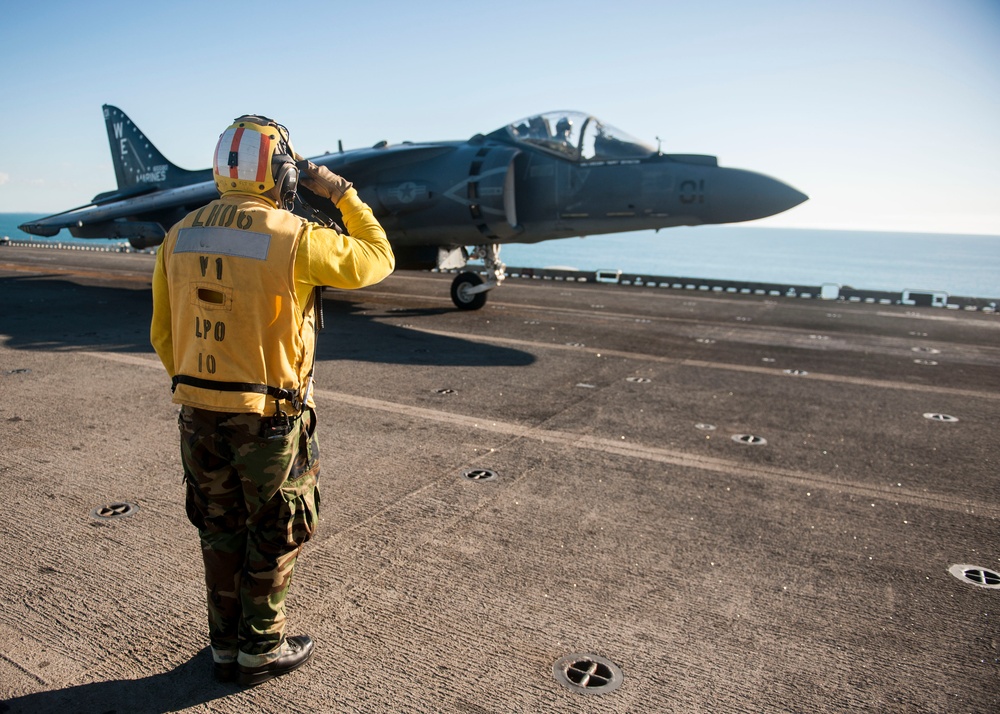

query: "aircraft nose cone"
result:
(710, 168), (808, 223)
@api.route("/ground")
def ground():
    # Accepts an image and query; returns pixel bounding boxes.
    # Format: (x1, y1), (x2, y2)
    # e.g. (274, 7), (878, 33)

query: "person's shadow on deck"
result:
(1, 648), (245, 714)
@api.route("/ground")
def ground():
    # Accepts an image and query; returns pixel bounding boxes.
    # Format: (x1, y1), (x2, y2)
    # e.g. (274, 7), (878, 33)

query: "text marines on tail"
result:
(150, 114), (394, 686)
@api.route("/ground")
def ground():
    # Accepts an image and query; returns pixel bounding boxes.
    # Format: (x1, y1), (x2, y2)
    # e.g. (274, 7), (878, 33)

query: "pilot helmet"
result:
(213, 115), (299, 207)
(556, 117), (573, 136)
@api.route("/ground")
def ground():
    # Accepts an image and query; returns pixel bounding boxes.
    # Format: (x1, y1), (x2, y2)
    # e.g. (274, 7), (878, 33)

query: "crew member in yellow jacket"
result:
(151, 114), (394, 686)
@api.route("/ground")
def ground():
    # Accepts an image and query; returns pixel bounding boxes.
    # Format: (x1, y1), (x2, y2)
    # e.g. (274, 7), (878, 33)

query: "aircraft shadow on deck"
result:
(0, 275), (156, 354)
(0, 277), (535, 368)
(317, 296), (535, 367)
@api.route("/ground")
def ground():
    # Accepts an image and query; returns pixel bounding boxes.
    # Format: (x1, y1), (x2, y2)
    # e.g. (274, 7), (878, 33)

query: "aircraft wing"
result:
(19, 137), (457, 245)
(310, 143), (458, 174)
(20, 182), (218, 240)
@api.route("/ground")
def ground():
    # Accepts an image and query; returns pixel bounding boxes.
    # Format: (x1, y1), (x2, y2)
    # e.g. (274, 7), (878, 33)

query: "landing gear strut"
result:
(449, 243), (505, 310)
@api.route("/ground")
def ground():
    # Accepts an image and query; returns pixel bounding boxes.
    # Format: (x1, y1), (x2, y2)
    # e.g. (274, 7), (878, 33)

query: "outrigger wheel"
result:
(450, 271), (488, 310)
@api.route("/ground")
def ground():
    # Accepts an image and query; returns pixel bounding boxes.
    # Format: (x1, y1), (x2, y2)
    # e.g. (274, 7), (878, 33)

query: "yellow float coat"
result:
(151, 189), (394, 414)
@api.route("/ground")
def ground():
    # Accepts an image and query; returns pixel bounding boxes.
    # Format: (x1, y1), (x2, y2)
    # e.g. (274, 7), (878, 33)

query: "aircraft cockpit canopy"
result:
(496, 111), (656, 162)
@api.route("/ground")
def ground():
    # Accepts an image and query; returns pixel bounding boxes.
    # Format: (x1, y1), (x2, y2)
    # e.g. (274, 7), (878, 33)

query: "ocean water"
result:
(497, 227), (1000, 299)
(3, 213), (999, 299)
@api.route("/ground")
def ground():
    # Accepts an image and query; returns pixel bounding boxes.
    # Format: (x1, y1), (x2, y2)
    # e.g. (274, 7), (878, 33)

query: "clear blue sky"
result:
(1, 0), (998, 234)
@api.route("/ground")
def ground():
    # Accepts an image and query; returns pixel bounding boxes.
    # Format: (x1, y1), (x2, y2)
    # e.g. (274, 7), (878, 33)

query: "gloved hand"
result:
(299, 160), (353, 204)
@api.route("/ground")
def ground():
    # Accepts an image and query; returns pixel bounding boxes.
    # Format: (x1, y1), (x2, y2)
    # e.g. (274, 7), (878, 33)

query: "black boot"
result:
(237, 635), (314, 686)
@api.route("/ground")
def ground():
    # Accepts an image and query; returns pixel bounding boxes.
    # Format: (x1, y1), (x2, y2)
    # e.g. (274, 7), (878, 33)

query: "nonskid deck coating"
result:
(0, 247), (997, 713)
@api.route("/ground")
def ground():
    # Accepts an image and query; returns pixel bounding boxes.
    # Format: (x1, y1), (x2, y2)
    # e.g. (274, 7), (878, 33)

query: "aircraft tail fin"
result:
(100, 104), (208, 198)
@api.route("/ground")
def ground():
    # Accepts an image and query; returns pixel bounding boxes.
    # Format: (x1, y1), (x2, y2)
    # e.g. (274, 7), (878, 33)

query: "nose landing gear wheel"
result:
(451, 271), (488, 310)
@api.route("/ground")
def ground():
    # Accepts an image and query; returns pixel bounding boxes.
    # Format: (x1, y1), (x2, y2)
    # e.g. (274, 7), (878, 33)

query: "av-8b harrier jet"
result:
(21, 105), (807, 309)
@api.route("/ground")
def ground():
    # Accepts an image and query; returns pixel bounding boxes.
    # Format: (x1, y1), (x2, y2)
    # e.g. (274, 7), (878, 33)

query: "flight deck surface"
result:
(1, 247), (998, 712)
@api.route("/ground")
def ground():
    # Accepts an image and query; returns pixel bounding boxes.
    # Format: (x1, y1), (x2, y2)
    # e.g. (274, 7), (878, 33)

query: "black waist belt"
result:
(172, 375), (302, 411)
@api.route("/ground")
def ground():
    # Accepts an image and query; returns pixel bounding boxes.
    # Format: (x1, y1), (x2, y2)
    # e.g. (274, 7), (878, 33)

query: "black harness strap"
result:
(171, 375), (302, 411)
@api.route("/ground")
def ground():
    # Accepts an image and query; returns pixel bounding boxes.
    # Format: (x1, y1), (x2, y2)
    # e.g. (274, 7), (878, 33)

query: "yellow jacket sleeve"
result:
(296, 187), (395, 293)
(150, 243), (175, 375)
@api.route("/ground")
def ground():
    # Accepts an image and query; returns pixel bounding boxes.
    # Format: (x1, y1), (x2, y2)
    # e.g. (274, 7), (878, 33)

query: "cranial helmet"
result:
(213, 115), (299, 207)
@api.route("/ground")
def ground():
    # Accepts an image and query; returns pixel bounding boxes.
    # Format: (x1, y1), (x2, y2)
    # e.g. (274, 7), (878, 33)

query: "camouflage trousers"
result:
(178, 405), (321, 655)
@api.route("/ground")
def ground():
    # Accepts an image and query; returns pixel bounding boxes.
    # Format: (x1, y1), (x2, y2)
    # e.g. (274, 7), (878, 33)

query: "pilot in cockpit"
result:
(554, 116), (573, 144)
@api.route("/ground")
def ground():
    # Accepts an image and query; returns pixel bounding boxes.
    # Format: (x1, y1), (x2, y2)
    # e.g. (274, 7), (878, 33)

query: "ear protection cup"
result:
(272, 154), (299, 208)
